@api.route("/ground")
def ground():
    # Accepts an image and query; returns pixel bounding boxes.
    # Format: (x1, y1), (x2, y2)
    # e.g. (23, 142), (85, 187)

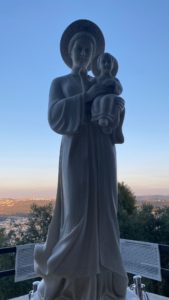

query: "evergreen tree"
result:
(9, 202), (53, 245)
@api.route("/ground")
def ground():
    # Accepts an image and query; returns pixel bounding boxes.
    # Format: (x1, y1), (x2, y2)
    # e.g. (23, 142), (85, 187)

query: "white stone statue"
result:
(33, 19), (128, 300)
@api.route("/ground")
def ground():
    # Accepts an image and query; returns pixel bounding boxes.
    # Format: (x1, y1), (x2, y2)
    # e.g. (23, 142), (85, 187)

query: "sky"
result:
(0, 0), (169, 198)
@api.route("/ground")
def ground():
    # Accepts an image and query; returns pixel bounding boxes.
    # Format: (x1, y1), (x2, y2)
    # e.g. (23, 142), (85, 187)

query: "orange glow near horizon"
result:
(1, 181), (169, 199)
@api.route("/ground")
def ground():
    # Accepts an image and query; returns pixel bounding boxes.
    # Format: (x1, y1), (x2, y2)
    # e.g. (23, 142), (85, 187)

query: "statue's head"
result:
(60, 20), (105, 71)
(92, 52), (118, 77)
(68, 32), (96, 71)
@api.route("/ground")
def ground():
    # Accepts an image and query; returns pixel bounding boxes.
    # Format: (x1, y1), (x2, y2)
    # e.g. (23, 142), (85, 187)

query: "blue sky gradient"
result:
(0, 0), (169, 198)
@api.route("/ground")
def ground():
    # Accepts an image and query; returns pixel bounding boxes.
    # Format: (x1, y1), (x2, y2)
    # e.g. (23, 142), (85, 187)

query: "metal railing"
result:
(1, 243), (169, 300)
(0, 242), (169, 279)
(0, 246), (16, 278)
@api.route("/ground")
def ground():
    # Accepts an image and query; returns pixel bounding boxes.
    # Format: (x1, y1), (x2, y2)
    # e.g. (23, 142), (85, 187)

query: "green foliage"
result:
(0, 276), (34, 300)
(0, 228), (7, 246)
(9, 202), (53, 245)
(118, 182), (136, 215)
(21, 202), (53, 243)
(0, 203), (53, 299)
(118, 182), (137, 240)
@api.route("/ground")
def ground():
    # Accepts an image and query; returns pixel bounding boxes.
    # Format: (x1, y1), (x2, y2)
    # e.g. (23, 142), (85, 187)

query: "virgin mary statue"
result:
(33, 19), (128, 300)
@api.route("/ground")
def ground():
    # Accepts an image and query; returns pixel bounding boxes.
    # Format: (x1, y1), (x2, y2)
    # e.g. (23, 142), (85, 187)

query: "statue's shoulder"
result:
(50, 74), (73, 93)
(51, 74), (72, 85)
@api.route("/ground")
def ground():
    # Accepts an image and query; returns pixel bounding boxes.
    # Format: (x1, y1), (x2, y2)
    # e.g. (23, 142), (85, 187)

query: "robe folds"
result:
(34, 74), (128, 300)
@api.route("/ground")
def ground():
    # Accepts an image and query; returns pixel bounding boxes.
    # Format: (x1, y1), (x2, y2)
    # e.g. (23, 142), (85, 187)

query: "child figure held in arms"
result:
(80, 52), (125, 142)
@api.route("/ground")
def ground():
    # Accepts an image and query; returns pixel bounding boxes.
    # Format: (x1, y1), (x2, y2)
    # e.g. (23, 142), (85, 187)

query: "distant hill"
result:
(136, 195), (169, 201)
(136, 195), (169, 208)
(1, 195), (169, 216)
(0, 198), (54, 216)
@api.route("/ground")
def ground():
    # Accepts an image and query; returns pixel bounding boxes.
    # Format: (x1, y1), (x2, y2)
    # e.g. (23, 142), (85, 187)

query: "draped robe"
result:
(34, 73), (128, 300)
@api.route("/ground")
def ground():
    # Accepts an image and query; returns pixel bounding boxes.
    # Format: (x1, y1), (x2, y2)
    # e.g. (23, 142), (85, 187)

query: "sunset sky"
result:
(0, 0), (169, 198)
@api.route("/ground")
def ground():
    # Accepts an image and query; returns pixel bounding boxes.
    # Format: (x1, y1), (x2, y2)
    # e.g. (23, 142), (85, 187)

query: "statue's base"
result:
(30, 288), (138, 300)
(9, 289), (169, 299)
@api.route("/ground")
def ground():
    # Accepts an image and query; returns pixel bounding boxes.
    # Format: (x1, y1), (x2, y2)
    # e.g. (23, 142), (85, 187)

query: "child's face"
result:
(98, 54), (114, 74)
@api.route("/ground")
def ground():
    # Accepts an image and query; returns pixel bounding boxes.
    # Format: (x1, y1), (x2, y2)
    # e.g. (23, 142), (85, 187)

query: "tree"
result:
(118, 182), (137, 239)
(0, 228), (7, 246)
(0, 203), (53, 300)
(9, 202), (53, 245)
(118, 182), (136, 215)
(21, 202), (53, 243)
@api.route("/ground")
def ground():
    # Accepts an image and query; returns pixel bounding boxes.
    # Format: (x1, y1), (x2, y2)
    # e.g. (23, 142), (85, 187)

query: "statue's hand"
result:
(79, 67), (87, 78)
(86, 83), (113, 102)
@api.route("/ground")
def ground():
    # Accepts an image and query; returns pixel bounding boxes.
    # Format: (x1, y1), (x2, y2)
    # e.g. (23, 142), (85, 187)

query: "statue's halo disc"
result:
(60, 19), (105, 69)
